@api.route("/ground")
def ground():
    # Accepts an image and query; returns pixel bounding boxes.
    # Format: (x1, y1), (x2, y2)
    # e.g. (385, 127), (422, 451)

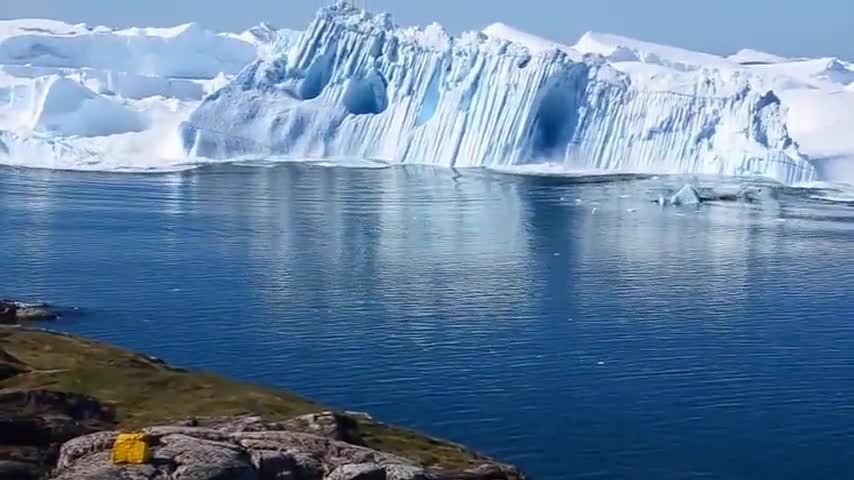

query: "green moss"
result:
(0, 327), (507, 472)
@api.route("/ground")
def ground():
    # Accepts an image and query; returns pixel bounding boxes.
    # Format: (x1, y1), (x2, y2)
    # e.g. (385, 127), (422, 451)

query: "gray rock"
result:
(283, 412), (363, 444)
(210, 416), (281, 434)
(14, 302), (57, 321)
(325, 463), (386, 480)
(383, 464), (431, 480)
(234, 431), (330, 455)
(0, 300), (58, 322)
(52, 451), (160, 480)
(234, 431), (408, 470)
(250, 449), (324, 480)
(156, 434), (255, 480)
(250, 450), (297, 480)
(289, 452), (324, 480)
(144, 426), (230, 443)
(56, 431), (118, 470)
(50, 418), (523, 480)
(433, 463), (521, 480)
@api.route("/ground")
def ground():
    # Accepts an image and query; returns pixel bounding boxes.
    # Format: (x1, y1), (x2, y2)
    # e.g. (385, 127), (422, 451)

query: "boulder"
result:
(383, 464), (430, 480)
(325, 463), (387, 480)
(156, 434), (256, 480)
(52, 451), (159, 480)
(204, 412), (362, 444)
(250, 450), (324, 480)
(56, 431), (118, 470)
(283, 412), (364, 444)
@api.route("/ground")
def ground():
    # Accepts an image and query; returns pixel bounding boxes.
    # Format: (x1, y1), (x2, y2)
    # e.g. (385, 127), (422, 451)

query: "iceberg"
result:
(0, 8), (851, 183)
(181, 4), (817, 184)
(568, 32), (854, 185)
(668, 184), (702, 206)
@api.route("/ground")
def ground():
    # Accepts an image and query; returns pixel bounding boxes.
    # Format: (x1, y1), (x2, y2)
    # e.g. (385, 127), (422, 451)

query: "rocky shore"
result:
(0, 301), (57, 324)
(0, 326), (526, 480)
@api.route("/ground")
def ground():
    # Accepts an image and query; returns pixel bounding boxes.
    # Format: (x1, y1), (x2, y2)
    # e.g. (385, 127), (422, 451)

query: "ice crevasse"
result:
(181, 4), (817, 184)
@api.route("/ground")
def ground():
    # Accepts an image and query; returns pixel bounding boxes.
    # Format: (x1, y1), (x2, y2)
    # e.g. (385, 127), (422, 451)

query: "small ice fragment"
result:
(575, 198), (583, 203)
(597, 361), (605, 366)
(553, 252), (560, 256)
(619, 194), (630, 199)
(776, 218), (786, 222)
(669, 184), (702, 206)
(591, 207), (598, 214)
(626, 208), (637, 213)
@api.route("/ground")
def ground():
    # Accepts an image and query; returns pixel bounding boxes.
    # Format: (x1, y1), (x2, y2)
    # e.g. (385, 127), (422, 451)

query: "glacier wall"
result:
(181, 5), (817, 184)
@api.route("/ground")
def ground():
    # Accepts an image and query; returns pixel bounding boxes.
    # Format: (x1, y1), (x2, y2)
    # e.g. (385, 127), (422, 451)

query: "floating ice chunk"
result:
(669, 184), (702, 206)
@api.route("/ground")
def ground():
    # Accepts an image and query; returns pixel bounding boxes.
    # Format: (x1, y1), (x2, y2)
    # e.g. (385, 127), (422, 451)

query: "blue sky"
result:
(2, 0), (852, 60)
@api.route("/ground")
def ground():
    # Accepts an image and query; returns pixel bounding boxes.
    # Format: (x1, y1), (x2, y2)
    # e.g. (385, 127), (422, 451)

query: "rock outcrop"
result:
(0, 328), (527, 480)
(0, 300), (58, 323)
(51, 415), (523, 480)
(0, 389), (116, 479)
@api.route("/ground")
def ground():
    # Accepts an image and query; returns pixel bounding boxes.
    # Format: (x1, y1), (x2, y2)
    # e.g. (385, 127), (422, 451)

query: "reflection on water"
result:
(2, 164), (854, 480)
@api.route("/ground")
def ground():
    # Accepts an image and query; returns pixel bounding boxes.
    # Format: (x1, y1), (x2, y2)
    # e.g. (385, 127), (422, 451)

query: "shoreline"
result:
(0, 325), (526, 480)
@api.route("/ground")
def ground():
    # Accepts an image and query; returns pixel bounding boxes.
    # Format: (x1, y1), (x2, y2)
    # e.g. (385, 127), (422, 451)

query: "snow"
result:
(574, 32), (730, 71)
(0, 19), (258, 78)
(0, 7), (851, 184)
(727, 49), (789, 65)
(482, 23), (581, 59)
(182, 4), (816, 184)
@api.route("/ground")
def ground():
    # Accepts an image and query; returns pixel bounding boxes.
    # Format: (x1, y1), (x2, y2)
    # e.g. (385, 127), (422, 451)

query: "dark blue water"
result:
(2, 163), (854, 479)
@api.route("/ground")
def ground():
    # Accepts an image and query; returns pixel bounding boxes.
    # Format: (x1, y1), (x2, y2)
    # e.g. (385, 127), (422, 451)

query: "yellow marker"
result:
(111, 433), (152, 465)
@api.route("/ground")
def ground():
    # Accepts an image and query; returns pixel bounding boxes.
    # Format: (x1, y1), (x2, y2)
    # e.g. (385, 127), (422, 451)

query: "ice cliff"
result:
(181, 4), (817, 184)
